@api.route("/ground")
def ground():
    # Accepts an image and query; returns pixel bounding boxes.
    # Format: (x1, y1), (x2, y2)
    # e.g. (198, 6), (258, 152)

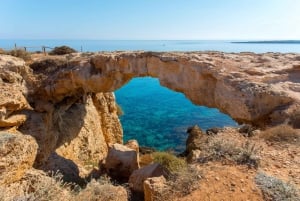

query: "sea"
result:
(2, 40), (300, 152)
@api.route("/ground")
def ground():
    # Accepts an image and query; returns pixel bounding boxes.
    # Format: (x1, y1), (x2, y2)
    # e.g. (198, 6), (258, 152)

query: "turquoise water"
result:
(115, 77), (237, 152)
(2, 39), (300, 151)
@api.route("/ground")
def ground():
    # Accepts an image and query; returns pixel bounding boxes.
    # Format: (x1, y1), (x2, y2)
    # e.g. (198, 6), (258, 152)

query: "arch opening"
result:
(115, 77), (237, 152)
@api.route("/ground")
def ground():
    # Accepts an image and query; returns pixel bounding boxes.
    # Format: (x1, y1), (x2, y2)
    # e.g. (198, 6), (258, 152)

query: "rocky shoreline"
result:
(0, 51), (299, 200)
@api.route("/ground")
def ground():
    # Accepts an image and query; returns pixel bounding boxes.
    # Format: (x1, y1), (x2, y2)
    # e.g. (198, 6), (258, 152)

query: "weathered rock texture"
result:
(0, 55), (122, 176)
(37, 51), (300, 127)
(0, 51), (299, 184)
(0, 132), (38, 185)
(129, 163), (166, 193)
(144, 176), (167, 201)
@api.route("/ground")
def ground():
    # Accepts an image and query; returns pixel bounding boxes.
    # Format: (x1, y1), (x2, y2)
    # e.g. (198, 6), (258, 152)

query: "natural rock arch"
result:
(1, 51), (299, 174)
(39, 51), (299, 127)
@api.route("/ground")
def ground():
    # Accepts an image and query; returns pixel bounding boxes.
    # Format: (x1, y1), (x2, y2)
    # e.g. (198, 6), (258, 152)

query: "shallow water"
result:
(115, 77), (237, 152)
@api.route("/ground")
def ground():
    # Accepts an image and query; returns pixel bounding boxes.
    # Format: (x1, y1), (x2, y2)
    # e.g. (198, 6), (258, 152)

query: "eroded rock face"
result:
(0, 55), (123, 175)
(0, 132), (38, 185)
(37, 51), (300, 127)
(0, 55), (31, 128)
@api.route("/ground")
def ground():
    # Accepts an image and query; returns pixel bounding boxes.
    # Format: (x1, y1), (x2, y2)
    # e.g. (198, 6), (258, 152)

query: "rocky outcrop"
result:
(105, 143), (139, 179)
(129, 163), (167, 193)
(36, 51), (300, 127)
(0, 55), (122, 178)
(0, 51), (299, 188)
(144, 176), (167, 201)
(0, 55), (31, 128)
(0, 132), (38, 185)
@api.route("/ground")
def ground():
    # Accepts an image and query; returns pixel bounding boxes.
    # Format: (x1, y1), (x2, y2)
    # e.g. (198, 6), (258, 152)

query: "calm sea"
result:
(2, 40), (299, 152)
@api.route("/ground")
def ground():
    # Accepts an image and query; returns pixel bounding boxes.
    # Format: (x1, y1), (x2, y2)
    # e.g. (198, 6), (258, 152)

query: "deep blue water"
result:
(1, 39), (300, 53)
(2, 39), (300, 151)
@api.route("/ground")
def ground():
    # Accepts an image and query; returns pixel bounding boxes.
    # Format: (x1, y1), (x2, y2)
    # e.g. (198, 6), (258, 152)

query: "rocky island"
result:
(0, 51), (299, 201)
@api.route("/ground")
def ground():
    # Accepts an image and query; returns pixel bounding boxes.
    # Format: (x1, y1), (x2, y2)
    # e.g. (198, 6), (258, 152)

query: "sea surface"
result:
(115, 77), (237, 152)
(1, 40), (300, 152)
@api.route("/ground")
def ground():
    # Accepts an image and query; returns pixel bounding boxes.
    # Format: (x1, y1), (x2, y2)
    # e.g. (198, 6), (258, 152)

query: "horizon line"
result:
(1, 38), (300, 41)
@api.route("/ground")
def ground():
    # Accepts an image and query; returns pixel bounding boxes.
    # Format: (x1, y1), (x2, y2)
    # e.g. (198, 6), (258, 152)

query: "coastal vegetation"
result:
(49, 46), (77, 55)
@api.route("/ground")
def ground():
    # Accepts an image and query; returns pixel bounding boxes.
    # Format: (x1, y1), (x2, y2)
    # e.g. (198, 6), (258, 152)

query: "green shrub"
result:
(49, 46), (77, 55)
(255, 172), (300, 201)
(153, 152), (186, 174)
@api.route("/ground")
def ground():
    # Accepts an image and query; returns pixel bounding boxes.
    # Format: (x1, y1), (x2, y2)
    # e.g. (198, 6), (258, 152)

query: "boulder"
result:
(105, 143), (139, 179)
(129, 163), (167, 193)
(0, 132), (38, 185)
(144, 176), (167, 201)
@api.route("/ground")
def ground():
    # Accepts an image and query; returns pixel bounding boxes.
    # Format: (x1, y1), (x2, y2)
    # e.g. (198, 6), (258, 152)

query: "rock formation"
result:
(0, 132), (38, 185)
(0, 51), (299, 198)
(37, 51), (300, 128)
(0, 54), (122, 176)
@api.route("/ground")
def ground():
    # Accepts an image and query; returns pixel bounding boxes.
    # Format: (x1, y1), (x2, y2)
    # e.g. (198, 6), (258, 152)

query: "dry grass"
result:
(75, 176), (128, 201)
(0, 172), (128, 201)
(260, 125), (300, 144)
(7, 171), (75, 201)
(153, 166), (202, 201)
(255, 172), (300, 201)
(2, 49), (32, 61)
(198, 138), (261, 168)
(150, 152), (202, 200)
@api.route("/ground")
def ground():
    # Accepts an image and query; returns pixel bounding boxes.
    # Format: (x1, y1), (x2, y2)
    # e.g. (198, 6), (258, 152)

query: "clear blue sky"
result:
(0, 0), (299, 40)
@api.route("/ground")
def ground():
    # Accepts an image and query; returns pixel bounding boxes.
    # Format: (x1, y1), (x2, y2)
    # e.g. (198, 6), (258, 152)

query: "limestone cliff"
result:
(0, 54), (122, 175)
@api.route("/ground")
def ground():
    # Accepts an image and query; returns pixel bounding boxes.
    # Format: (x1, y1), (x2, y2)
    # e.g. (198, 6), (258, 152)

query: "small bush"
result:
(235, 141), (261, 168)
(49, 46), (77, 55)
(12, 171), (75, 201)
(7, 49), (31, 61)
(260, 125), (300, 144)
(255, 172), (300, 201)
(153, 166), (202, 200)
(153, 152), (186, 174)
(198, 138), (261, 168)
(75, 176), (128, 201)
